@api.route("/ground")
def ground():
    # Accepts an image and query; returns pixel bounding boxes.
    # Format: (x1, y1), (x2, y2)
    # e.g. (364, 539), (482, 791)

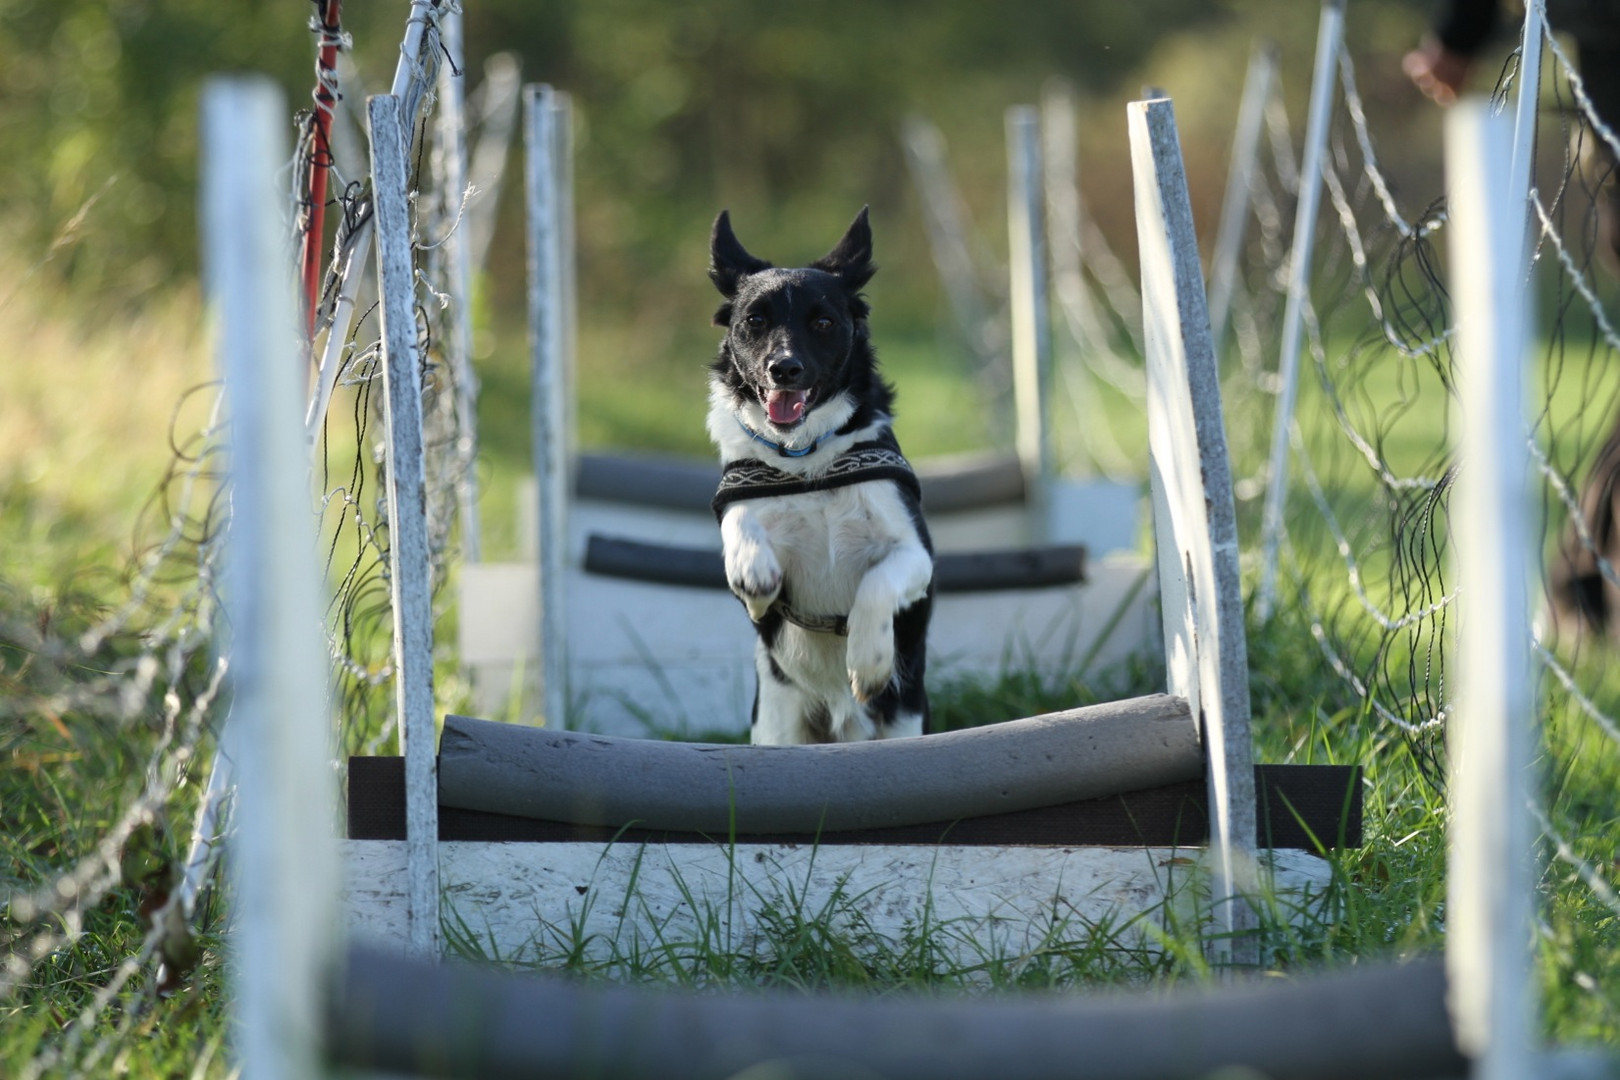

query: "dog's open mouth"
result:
(765, 388), (811, 427)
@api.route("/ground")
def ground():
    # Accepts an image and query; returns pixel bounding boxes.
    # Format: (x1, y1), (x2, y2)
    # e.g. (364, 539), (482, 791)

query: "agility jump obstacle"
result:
(459, 84), (1153, 738)
(335, 92), (1344, 997)
(217, 73), (1615, 1080)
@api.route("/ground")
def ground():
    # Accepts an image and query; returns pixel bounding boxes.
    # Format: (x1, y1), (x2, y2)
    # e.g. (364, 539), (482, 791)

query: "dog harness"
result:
(711, 433), (922, 636)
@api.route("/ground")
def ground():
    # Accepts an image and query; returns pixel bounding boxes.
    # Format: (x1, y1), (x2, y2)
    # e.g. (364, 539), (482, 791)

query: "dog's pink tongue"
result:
(766, 389), (808, 426)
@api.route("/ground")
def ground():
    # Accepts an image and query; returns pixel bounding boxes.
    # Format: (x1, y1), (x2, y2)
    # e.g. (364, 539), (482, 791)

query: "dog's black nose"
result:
(768, 356), (804, 385)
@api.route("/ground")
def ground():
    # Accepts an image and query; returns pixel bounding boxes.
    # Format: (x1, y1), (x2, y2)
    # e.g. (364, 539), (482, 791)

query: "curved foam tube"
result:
(573, 449), (1028, 514)
(331, 946), (1465, 1080)
(582, 534), (1086, 592)
(437, 694), (1202, 833)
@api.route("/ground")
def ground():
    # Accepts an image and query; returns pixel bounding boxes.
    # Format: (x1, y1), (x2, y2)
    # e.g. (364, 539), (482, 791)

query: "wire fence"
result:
(1, 1), (485, 1072)
(306, 0), (480, 757)
(1217, 6), (1620, 1036)
(1, 381), (230, 1079)
(915, 1), (1619, 1040)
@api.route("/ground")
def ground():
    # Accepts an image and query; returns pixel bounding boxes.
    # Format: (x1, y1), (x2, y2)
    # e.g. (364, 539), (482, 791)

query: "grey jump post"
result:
(1007, 105), (1055, 538)
(370, 90), (441, 957)
(1206, 40), (1280, 362)
(432, 4), (482, 563)
(901, 115), (1002, 374)
(1042, 81), (1111, 362)
(204, 77), (337, 1078)
(465, 53), (525, 277)
(524, 83), (570, 730)
(1256, 0), (1345, 619)
(1130, 96), (1259, 964)
(555, 91), (579, 481)
(1509, 0), (1545, 278)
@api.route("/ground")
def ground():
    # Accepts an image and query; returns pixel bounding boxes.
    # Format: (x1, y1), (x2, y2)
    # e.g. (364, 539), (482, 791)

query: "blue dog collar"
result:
(736, 416), (821, 459)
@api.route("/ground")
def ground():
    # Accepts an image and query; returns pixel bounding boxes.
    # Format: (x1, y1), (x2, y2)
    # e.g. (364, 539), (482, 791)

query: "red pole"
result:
(301, 0), (344, 348)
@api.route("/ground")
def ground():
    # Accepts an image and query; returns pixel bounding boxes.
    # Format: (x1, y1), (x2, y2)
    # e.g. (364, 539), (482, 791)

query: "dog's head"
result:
(708, 208), (877, 432)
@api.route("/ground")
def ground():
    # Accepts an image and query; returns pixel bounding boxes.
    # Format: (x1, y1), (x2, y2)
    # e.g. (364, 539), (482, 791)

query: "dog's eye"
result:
(810, 316), (833, 332)
(746, 313), (766, 331)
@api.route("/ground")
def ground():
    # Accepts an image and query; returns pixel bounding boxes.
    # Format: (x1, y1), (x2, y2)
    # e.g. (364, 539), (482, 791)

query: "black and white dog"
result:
(706, 207), (934, 745)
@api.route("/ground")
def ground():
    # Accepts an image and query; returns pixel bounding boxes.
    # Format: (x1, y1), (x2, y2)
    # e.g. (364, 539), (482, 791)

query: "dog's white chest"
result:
(753, 484), (909, 613)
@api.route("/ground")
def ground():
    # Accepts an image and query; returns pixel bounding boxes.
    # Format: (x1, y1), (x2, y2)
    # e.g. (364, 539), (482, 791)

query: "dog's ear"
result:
(709, 210), (771, 303)
(810, 206), (876, 292)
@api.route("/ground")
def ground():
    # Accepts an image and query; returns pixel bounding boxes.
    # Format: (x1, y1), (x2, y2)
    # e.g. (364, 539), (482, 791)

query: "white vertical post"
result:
(1129, 96), (1258, 968)
(525, 84), (569, 730)
(206, 77), (336, 1077)
(1207, 41), (1280, 361)
(1007, 105), (1053, 536)
(390, 0), (438, 127)
(306, 0), (443, 444)
(303, 215), (375, 446)
(1509, 0), (1545, 277)
(435, 6), (482, 563)
(466, 53), (524, 276)
(1446, 102), (1536, 1080)
(552, 91), (580, 492)
(1256, 0), (1345, 618)
(369, 92), (441, 957)
(901, 116), (1000, 372)
(1043, 82), (1113, 369)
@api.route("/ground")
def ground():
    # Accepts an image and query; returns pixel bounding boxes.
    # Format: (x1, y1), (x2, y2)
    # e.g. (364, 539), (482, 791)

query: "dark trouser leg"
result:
(1547, 36), (1620, 637)
(1574, 40), (1620, 275)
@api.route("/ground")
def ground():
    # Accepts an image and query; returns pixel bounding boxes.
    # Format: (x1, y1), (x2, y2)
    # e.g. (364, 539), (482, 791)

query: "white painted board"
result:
(342, 840), (1332, 975)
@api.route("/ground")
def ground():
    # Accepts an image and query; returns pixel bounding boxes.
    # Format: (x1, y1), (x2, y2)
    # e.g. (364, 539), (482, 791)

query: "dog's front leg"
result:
(720, 503), (782, 622)
(846, 542), (933, 702)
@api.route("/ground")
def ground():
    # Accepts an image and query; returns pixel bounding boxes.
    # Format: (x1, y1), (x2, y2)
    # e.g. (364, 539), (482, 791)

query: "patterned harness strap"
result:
(710, 435), (921, 520)
(711, 434), (921, 635)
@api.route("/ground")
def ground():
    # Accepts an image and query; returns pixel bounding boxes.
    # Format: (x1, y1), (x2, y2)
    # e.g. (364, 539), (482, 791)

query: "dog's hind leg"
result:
(751, 643), (836, 745)
(878, 711), (924, 739)
(846, 544), (933, 703)
(720, 503), (782, 622)
(863, 641), (928, 741)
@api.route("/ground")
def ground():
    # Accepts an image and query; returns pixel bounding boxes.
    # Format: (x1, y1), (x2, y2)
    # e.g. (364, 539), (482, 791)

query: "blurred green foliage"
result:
(0, 2), (369, 297)
(0, 0), (1440, 331)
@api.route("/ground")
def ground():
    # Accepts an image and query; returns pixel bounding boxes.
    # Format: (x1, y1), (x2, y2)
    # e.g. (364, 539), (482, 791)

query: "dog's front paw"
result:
(846, 616), (895, 703)
(726, 540), (782, 622)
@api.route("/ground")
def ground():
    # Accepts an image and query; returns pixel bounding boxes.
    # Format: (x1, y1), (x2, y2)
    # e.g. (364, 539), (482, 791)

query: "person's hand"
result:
(1403, 35), (1473, 106)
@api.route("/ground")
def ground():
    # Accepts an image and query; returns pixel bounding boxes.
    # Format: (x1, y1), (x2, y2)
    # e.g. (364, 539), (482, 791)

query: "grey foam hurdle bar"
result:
(435, 700), (1201, 833)
(329, 946), (1460, 1080)
(576, 449), (1028, 514)
(584, 534), (1087, 591)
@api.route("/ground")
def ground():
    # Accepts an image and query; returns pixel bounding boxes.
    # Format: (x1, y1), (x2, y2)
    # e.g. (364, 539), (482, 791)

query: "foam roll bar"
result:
(583, 534), (1086, 592)
(329, 946), (1465, 1080)
(574, 450), (1028, 514)
(438, 695), (1200, 833)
